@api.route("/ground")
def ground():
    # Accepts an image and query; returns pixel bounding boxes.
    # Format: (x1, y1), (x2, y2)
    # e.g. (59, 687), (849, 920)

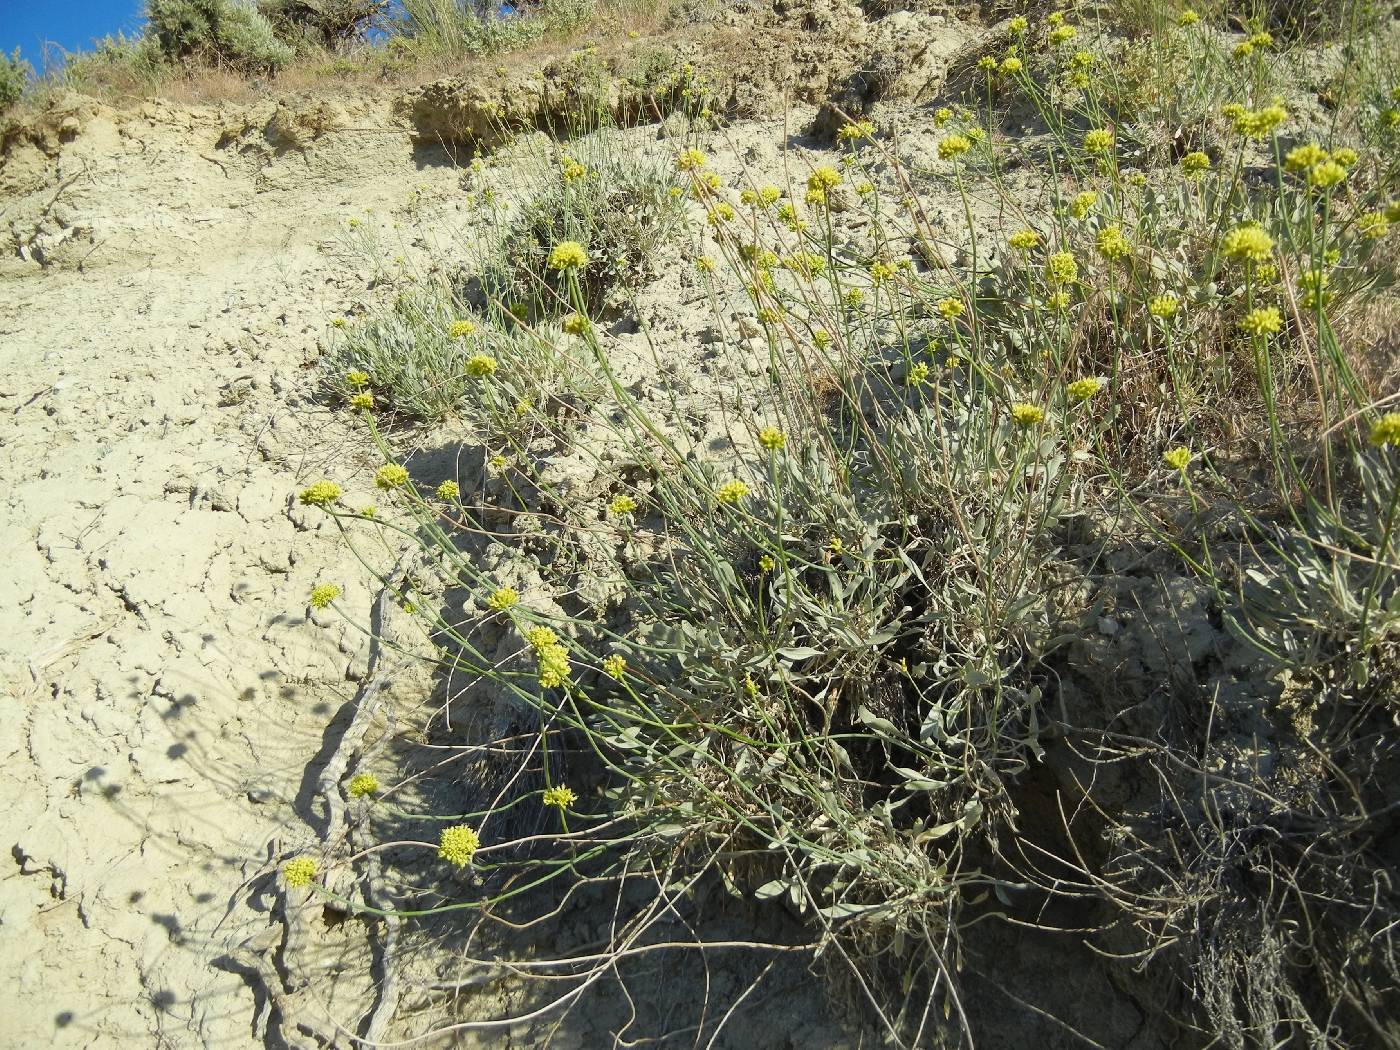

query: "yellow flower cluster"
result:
(908, 362), (930, 385)
(466, 353), (497, 378)
(1224, 102), (1287, 138)
(448, 319), (476, 338)
(1049, 25), (1076, 45)
(1148, 293), (1180, 318)
(1008, 228), (1041, 250)
(487, 586), (519, 610)
(1181, 151), (1211, 176)
(1222, 225), (1273, 264)
(716, 480), (750, 505)
(1163, 447), (1192, 471)
(346, 370), (370, 387)
(375, 464), (409, 489)
(1369, 412), (1400, 447)
(436, 480), (459, 500)
(1239, 307), (1282, 336)
(542, 785), (577, 809)
(537, 642), (570, 688)
(548, 241), (590, 271)
(1067, 377), (1104, 402)
(937, 296), (965, 319)
(1011, 402), (1045, 426)
(676, 148), (708, 171)
(438, 825), (480, 868)
(1095, 225), (1132, 260)
(758, 426), (786, 451)
(1178, 9), (1199, 25)
(837, 120), (875, 142)
(309, 583), (341, 610)
(1046, 251), (1078, 284)
(299, 480), (342, 507)
(1299, 270), (1331, 309)
(938, 134), (972, 161)
(1069, 190), (1097, 219)
(1358, 212), (1390, 239)
(348, 773), (379, 798)
(282, 857), (317, 888)
(1083, 129), (1114, 153)
(602, 654), (627, 679)
(349, 392), (373, 411)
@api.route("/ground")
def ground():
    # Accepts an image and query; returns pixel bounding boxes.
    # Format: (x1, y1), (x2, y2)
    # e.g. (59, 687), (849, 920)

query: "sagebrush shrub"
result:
(0, 48), (32, 110)
(257, 0), (385, 47)
(145, 0), (293, 70)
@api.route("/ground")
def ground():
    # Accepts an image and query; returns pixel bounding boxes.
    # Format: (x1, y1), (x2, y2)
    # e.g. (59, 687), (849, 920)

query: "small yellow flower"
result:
(1358, 211), (1390, 239)
(1222, 225), (1273, 264)
(1298, 270), (1331, 309)
(1233, 41), (1254, 60)
(978, 56), (998, 72)
(812, 329), (831, 349)
(716, 480), (750, 505)
(938, 134), (972, 161)
(349, 392), (373, 411)
(1069, 190), (1098, 219)
(1067, 377), (1104, 402)
(448, 319), (477, 338)
(282, 857), (317, 888)
(309, 583), (341, 609)
(602, 654), (627, 679)
(1001, 56), (1023, 74)
(1284, 143), (1328, 172)
(348, 773), (379, 798)
(1044, 291), (1071, 311)
(537, 643), (570, 688)
(1008, 15), (1027, 33)
(1239, 307), (1283, 336)
(1181, 151), (1211, 176)
(527, 626), (558, 652)
(466, 353), (497, 378)
(937, 296), (965, 320)
(1083, 129), (1114, 153)
(331, 317), (346, 329)
(1179, 9), (1199, 25)
(299, 480), (342, 507)
(1148, 293), (1180, 318)
(1331, 147), (1358, 168)
(1008, 228), (1041, 250)
(908, 362), (931, 385)
(1162, 446), (1192, 471)
(562, 314), (591, 336)
(808, 166), (843, 193)
(676, 148), (708, 171)
(1046, 251), (1078, 285)
(934, 107), (953, 127)
(375, 464), (410, 489)
(547, 241), (590, 271)
(1049, 25), (1076, 45)
(758, 554), (776, 572)
(1249, 31), (1273, 47)
(431, 480), (458, 501)
(707, 203), (736, 224)
(346, 370), (370, 388)
(844, 288), (865, 307)
(1011, 402), (1045, 426)
(696, 255), (716, 273)
(758, 426), (786, 451)
(487, 586), (519, 611)
(1095, 225), (1132, 260)
(837, 119), (875, 142)
(608, 494), (638, 515)
(542, 785), (577, 809)
(1369, 412), (1400, 447)
(438, 825), (480, 868)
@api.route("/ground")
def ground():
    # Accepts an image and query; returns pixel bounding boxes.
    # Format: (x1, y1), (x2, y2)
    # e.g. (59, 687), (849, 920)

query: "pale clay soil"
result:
(0, 92), (467, 1047)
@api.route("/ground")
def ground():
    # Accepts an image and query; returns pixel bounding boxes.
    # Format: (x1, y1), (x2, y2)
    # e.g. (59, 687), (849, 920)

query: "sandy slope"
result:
(0, 93), (462, 1047)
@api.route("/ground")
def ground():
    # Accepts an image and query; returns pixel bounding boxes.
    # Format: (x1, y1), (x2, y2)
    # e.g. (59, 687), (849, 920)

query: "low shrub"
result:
(144, 0), (293, 71)
(0, 48), (33, 111)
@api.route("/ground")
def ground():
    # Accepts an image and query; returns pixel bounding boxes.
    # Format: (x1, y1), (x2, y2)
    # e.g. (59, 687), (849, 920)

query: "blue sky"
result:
(0, 0), (146, 70)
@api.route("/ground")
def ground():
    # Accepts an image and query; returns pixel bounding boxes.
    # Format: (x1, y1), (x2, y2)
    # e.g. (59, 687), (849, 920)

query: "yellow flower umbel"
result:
(938, 134), (972, 161)
(675, 147), (708, 171)
(346, 370), (370, 388)
(542, 785), (577, 809)
(466, 353), (497, 378)
(1239, 307), (1283, 337)
(309, 583), (341, 610)
(1049, 24), (1076, 45)
(1095, 225), (1132, 260)
(1222, 225), (1273, 265)
(436, 480), (459, 501)
(1083, 129), (1114, 154)
(602, 654), (627, 679)
(1008, 228), (1041, 251)
(1358, 212), (1390, 239)
(1284, 143), (1328, 173)
(282, 857), (317, 888)
(1067, 377), (1104, 403)
(487, 586), (519, 611)
(1011, 402), (1045, 426)
(758, 426), (786, 451)
(349, 392), (373, 411)
(608, 494), (637, 515)
(348, 773), (379, 798)
(1148, 294), (1180, 319)
(1069, 190), (1097, 219)
(716, 480), (750, 505)
(1046, 251), (1078, 285)
(1369, 412), (1400, 447)
(448, 319), (477, 338)
(375, 464), (409, 489)
(1162, 447), (1192, 471)
(808, 166), (843, 193)
(1179, 9), (1199, 25)
(1001, 56), (1023, 74)
(548, 241), (590, 271)
(937, 296), (965, 320)
(299, 480), (342, 507)
(438, 825), (480, 868)
(537, 642), (570, 689)
(1181, 151), (1211, 176)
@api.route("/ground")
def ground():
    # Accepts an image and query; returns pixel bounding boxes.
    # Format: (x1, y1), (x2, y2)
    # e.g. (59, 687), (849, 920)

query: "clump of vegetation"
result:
(258, 0), (385, 47)
(292, 3), (1400, 1046)
(144, 0), (294, 71)
(394, 0), (597, 57)
(0, 48), (33, 111)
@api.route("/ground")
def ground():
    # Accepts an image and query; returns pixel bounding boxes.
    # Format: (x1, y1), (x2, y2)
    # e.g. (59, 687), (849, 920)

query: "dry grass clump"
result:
(288, 2), (1400, 1046)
